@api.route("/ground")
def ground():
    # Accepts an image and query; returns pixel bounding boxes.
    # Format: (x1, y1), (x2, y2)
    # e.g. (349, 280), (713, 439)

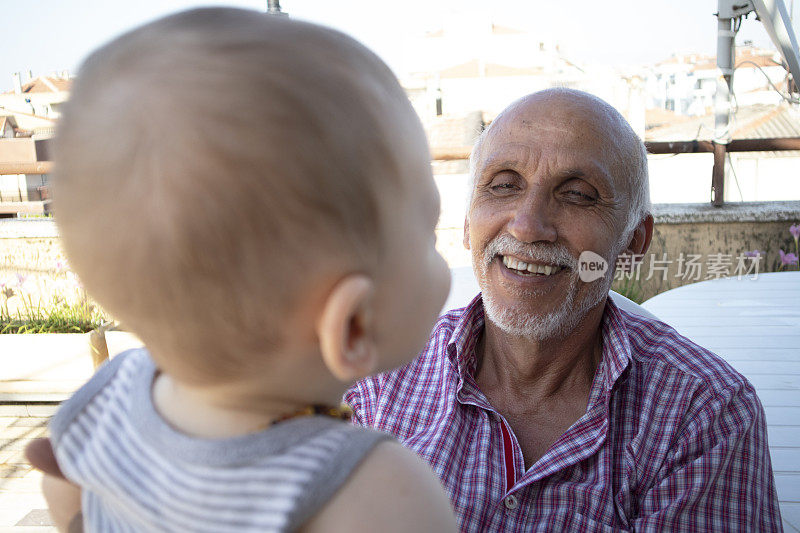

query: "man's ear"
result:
(463, 216), (471, 250)
(316, 274), (377, 382)
(623, 214), (654, 256)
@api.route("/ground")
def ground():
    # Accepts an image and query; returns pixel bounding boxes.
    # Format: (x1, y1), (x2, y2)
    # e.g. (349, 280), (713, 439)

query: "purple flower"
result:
(743, 250), (764, 258)
(15, 273), (28, 286)
(66, 271), (83, 289)
(791, 224), (800, 240)
(779, 249), (799, 266)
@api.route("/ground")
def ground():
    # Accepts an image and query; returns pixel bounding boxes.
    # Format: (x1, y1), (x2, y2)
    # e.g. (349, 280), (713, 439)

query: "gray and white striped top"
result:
(50, 349), (391, 532)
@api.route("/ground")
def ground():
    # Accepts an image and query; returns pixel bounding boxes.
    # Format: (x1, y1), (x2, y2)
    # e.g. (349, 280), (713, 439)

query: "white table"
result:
(642, 272), (800, 532)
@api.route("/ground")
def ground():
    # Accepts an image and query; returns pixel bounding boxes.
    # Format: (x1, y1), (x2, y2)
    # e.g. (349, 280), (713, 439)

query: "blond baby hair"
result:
(54, 8), (423, 384)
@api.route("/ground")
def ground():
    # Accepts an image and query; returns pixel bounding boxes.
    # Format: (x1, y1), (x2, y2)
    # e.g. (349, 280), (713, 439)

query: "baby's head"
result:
(54, 8), (449, 400)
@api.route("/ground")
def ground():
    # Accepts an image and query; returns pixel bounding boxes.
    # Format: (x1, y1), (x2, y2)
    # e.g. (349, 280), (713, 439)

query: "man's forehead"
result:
(478, 121), (608, 166)
(492, 99), (614, 138)
(475, 125), (621, 195)
(480, 97), (620, 156)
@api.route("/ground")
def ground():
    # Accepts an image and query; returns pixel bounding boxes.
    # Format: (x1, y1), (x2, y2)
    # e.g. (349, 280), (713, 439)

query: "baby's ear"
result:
(315, 274), (377, 382)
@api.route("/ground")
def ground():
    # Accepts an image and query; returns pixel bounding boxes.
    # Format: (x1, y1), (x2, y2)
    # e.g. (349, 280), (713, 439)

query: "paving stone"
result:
(0, 408), (27, 418)
(23, 407), (57, 418)
(0, 451), (25, 465)
(14, 509), (52, 527)
(0, 428), (46, 441)
(0, 441), (28, 453)
(0, 407), (72, 531)
(0, 478), (44, 494)
(7, 419), (47, 429)
(0, 421), (18, 431)
(0, 465), (30, 479)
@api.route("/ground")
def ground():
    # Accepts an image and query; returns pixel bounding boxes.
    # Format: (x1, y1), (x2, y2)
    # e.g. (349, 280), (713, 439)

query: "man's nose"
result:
(506, 190), (557, 244)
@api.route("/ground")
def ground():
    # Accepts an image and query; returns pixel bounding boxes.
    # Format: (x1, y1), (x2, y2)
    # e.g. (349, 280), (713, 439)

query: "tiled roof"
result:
(426, 112), (483, 173)
(4, 76), (72, 95)
(427, 111), (483, 150)
(656, 47), (785, 73)
(0, 115), (18, 134)
(645, 108), (690, 130)
(646, 103), (800, 156)
(439, 59), (545, 78)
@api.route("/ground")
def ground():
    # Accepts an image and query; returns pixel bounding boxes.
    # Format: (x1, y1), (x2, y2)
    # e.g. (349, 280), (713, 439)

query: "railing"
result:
(0, 162), (53, 175)
(3, 137), (800, 209)
(646, 138), (800, 207)
(432, 138), (800, 208)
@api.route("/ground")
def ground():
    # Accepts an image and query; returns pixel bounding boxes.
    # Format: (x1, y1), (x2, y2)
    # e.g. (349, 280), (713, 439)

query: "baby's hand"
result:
(25, 438), (83, 533)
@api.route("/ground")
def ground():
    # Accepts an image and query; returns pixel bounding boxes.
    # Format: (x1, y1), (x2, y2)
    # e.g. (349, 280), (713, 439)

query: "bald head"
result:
(470, 88), (650, 237)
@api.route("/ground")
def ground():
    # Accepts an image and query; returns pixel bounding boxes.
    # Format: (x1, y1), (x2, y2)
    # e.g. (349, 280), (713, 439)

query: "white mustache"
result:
(482, 234), (577, 270)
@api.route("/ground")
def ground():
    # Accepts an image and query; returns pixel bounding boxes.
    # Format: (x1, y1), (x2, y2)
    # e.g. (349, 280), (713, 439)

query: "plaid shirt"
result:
(345, 295), (782, 532)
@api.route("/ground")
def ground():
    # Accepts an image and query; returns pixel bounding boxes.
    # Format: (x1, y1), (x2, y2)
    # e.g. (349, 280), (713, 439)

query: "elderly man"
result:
(345, 89), (781, 531)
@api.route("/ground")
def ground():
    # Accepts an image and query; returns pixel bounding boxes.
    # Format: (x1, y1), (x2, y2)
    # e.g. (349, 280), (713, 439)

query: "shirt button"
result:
(504, 495), (518, 510)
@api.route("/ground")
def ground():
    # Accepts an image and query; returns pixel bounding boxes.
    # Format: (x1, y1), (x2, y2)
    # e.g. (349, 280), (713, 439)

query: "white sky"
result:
(1, 0), (796, 91)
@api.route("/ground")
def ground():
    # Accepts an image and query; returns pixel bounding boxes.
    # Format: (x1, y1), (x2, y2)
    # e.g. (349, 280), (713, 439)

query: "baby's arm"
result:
(303, 440), (457, 532)
(42, 473), (82, 532)
(25, 438), (82, 532)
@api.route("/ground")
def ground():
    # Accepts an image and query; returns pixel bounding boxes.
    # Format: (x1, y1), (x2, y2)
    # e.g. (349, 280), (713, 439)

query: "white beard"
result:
(473, 234), (614, 341)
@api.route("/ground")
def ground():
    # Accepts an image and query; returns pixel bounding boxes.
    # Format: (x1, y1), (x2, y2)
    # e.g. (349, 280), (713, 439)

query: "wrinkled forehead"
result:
(490, 96), (621, 149)
(476, 96), (628, 181)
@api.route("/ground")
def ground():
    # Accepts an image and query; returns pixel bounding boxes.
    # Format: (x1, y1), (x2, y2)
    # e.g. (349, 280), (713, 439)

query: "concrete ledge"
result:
(0, 331), (143, 402)
(0, 203), (49, 217)
(653, 201), (800, 224)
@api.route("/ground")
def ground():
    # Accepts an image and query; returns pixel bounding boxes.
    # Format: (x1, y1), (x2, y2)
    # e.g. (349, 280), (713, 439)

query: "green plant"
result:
(1, 263), (110, 334)
(612, 274), (644, 304)
(1, 301), (106, 333)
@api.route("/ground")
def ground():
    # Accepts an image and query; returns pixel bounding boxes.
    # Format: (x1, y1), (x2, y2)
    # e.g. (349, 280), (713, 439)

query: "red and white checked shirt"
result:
(345, 295), (782, 532)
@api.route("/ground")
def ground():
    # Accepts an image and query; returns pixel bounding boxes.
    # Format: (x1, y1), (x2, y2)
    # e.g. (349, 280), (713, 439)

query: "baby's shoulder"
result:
(49, 348), (151, 447)
(301, 438), (457, 533)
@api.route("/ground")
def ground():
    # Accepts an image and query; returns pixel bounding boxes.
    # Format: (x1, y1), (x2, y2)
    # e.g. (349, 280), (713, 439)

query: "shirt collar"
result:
(445, 293), (633, 398)
(592, 297), (633, 406)
(446, 293), (485, 380)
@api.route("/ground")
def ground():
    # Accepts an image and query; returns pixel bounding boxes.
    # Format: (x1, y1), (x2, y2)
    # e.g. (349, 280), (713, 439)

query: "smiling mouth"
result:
(500, 255), (565, 277)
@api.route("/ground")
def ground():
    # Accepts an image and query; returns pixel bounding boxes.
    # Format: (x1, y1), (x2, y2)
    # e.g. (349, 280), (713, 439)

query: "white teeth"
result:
(501, 256), (560, 276)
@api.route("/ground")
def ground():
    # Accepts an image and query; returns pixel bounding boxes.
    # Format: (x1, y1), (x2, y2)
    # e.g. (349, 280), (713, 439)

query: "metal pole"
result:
(713, 12), (736, 206)
(267, 0), (286, 15)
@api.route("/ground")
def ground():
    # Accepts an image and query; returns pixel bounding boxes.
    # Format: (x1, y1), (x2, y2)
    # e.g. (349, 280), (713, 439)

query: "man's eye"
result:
(489, 182), (518, 193)
(565, 190), (596, 201)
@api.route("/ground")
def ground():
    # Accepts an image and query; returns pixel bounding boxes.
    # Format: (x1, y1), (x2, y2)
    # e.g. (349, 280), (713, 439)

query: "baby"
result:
(36, 8), (455, 532)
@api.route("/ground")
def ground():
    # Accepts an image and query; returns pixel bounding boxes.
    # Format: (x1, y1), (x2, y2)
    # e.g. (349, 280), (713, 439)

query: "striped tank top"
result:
(50, 349), (391, 532)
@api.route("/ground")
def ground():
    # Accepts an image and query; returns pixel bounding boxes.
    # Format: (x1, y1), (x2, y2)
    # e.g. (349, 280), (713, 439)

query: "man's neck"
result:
(475, 301), (606, 402)
(473, 301), (607, 467)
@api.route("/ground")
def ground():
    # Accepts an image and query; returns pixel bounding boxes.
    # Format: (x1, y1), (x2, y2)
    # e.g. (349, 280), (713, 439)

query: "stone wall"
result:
(0, 220), (62, 277)
(619, 201), (800, 301)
